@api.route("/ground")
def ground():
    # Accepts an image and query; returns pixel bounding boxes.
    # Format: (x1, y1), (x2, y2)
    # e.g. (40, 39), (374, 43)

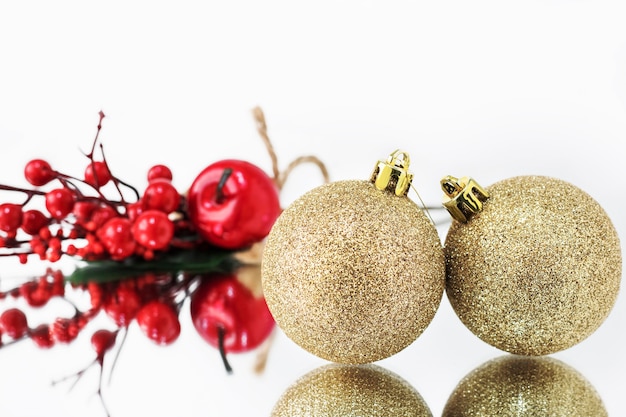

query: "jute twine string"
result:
(249, 106), (329, 374)
(252, 106), (330, 190)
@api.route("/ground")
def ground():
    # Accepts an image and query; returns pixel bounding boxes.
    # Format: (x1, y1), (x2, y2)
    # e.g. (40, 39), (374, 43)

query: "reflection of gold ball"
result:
(271, 364), (432, 417)
(445, 176), (621, 355)
(262, 180), (444, 363)
(442, 355), (607, 417)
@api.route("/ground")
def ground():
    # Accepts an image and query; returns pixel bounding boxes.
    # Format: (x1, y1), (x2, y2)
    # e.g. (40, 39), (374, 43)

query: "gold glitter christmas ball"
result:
(262, 152), (445, 363)
(442, 175), (621, 355)
(271, 364), (433, 417)
(442, 355), (607, 417)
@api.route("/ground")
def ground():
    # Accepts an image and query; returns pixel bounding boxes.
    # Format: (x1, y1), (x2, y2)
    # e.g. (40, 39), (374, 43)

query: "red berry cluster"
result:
(0, 111), (312, 417)
(11, 157), (180, 262)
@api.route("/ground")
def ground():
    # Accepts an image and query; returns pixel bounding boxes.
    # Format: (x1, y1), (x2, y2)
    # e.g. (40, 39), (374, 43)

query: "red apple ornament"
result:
(187, 160), (281, 249)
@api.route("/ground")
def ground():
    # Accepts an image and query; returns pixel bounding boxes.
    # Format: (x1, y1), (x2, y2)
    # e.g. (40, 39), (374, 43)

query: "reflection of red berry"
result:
(187, 160), (281, 249)
(51, 317), (79, 343)
(136, 301), (181, 345)
(31, 324), (54, 348)
(0, 308), (29, 339)
(103, 286), (142, 327)
(91, 329), (117, 358)
(19, 281), (52, 307)
(190, 274), (275, 355)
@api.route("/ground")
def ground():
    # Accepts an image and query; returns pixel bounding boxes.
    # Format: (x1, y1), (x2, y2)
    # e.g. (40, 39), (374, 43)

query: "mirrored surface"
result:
(0, 1), (624, 416)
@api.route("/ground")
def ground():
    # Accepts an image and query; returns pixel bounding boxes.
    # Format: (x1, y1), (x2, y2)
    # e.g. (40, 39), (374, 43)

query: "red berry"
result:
(20, 209), (49, 235)
(103, 286), (141, 326)
(143, 180), (180, 213)
(125, 201), (144, 221)
(24, 159), (55, 186)
(72, 201), (98, 223)
(136, 301), (181, 345)
(187, 160), (281, 249)
(147, 164), (173, 182)
(45, 188), (76, 219)
(132, 210), (174, 250)
(0, 203), (23, 233)
(97, 217), (136, 260)
(190, 274), (275, 353)
(31, 324), (54, 348)
(84, 161), (112, 188)
(91, 329), (117, 357)
(0, 308), (29, 339)
(88, 205), (118, 229)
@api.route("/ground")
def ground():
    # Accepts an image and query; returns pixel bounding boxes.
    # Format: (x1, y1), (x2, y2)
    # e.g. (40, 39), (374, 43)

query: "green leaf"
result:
(66, 248), (238, 284)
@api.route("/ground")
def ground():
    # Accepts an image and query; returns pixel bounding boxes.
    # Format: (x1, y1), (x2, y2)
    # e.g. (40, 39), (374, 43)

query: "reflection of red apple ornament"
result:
(190, 273), (275, 373)
(187, 160), (281, 249)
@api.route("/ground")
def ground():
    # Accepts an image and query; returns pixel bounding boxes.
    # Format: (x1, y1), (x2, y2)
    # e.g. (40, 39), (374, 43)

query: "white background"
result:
(0, 1), (625, 416)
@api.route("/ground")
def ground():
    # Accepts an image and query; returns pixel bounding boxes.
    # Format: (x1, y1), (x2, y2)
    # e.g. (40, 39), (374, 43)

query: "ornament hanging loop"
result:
(441, 175), (490, 223)
(370, 150), (414, 197)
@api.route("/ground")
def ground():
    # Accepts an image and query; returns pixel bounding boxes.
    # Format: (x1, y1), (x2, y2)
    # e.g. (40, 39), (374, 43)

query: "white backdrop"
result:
(0, 1), (625, 416)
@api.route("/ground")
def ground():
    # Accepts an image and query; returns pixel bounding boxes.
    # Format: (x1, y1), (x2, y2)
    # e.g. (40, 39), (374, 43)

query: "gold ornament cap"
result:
(370, 150), (413, 196)
(441, 175), (490, 222)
